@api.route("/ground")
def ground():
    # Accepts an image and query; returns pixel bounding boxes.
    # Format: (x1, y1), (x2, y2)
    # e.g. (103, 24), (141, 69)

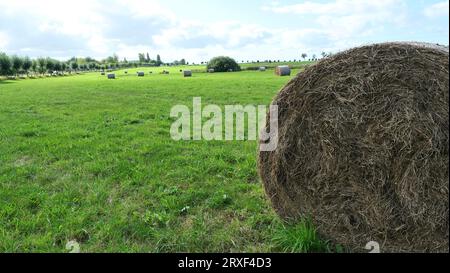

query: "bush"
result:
(207, 56), (241, 72)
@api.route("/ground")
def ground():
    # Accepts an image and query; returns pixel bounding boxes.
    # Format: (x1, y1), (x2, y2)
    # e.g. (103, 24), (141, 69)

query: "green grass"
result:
(0, 67), (327, 253)
(272, 219), (332, 253)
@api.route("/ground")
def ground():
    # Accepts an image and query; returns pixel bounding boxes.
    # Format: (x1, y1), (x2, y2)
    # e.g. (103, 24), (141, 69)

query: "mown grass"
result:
(0, 67), (328, 253)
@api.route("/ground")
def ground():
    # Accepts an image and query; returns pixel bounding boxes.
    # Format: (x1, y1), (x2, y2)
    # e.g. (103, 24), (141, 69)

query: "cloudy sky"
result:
(0, 0), (448, 63)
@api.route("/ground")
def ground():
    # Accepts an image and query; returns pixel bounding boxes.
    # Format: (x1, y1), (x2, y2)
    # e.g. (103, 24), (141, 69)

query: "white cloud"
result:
(0, 0), (175, 59)
(0, 0), (446, 62)
(0, 31), (9, 48)
(262, 0), (407, 38)
(424, 1), (449, 18)
(263, 0), (402, 15)
(116, 0), (176, 22)
(260, 0), (409, 54)
(0, 0), (104, 36)
(153, 21), (271, 49)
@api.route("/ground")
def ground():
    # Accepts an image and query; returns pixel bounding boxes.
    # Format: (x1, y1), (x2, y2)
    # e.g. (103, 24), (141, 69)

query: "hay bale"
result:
(258, 42), (449, 253)
(259, 67), (267, 72)
(207, 68), (215, 73)
(275, 65), (291, 76)
(137, 71), (145, 77)
(107, 73), (115, 79)
(183, 70), (192, 77)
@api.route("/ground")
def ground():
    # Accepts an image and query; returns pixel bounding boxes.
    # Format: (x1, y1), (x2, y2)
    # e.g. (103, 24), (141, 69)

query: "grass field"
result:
(239, 61), (315, 69)
(0, 67), (333, 253)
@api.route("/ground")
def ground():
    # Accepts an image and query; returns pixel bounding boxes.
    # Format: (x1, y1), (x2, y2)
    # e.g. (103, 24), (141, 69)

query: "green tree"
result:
(71, 62), (78, 71)
(85, 57), (96, 63)
(37, 58), (46, 74)
(11, 55), (24, 76)
(54, 61), (62, 72)
(45, 58), (55, 72)
(156, 54), (162, 66)
(207, 56), (241, 72)
(0, 52), (12, 76)
(138, 53), (146, 63)
(31, 59), (38, 74)
(22, 56), (32, 75)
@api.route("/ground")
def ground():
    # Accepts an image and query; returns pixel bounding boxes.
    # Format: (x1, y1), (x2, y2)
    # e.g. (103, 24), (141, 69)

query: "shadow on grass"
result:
(0, 79), (17, 85)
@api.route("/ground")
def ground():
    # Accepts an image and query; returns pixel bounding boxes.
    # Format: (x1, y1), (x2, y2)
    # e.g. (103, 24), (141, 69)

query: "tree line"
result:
(0, 52), (171, 77)
(137, 52), (189, 66)
(0, 51), (331, 77)
(0, 53), (91, 76)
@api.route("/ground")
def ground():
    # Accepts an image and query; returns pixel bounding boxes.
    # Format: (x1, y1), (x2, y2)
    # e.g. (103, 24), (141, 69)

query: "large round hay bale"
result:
(258, 42), (449, 253)
(275, 65), (291, 76)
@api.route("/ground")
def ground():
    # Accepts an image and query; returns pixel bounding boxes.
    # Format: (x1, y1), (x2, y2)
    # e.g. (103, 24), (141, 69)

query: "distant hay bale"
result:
(228, 69), (234, 72)
(259, 67), (267, 72)
(275, 65), (291, 76)
(183, 70), (192, 77)
(258, 42), (449, 253)
(107, 73), (115, 79)
(137, 71), (145, 77)
(207, 69), (215, 73)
